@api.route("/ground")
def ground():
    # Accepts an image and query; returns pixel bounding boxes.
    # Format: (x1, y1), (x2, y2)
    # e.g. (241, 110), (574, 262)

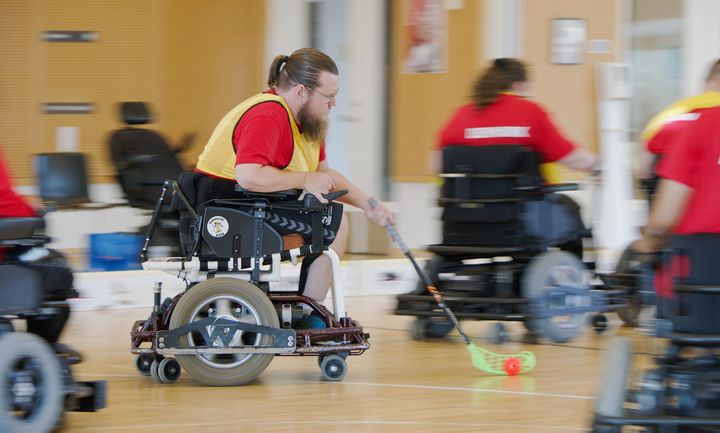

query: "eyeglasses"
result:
(308, 87), (337, 104)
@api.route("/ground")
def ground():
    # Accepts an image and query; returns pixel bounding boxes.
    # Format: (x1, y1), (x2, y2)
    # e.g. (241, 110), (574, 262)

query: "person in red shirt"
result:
(0, 145), (76, 346)
(0, 147), (36, 218)
(637, 58), (720, 196)
(636, 104), (720, 252)
(435, 58), (596, 173)
(195, 48), (394, 326)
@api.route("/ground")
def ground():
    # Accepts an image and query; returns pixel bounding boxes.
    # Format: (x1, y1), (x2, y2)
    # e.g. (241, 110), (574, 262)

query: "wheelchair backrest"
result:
(439, 145), (546, 247)
(109, 102), (183, 209)
(441, 145), (542, 223)
(34, 152), (92, 207)
(441, 144), (543, 202)
(657, 233), (720, 334)
(0, 264), (43, 314)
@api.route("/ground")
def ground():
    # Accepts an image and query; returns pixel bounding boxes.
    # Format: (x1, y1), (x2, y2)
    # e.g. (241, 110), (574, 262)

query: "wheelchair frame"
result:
(592, 268), (720, 432)
(0, 217), (105, 433)
(130, 180), (369, 385)
(394, 170), (627, 344)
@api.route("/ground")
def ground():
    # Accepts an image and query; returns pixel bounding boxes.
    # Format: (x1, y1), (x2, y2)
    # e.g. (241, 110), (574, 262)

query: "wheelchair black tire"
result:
(614, 245), (643, 325)
(594, 337), (632, 417)
(521, 250), (589, 343)
(0, 332), (64, 433)
(168, 278), (279, 386)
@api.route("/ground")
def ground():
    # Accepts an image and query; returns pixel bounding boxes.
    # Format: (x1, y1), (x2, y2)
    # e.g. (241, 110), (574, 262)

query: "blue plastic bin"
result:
(89, 233), (143, 271)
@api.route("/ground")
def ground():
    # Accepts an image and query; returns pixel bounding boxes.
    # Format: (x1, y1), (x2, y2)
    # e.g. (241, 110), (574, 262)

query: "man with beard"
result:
(195, 48), (394, 326)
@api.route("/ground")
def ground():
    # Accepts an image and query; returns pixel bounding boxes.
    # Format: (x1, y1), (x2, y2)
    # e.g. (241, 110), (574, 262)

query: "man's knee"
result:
(330, 217), (349, 257)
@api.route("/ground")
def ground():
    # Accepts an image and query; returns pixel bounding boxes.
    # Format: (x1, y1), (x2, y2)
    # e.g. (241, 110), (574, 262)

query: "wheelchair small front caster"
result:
(319, 354), (347, 381)
(318, 351), (348, 367)
(135, 354), (155, 377)
(488, 322), (508, 344)
(149, 357), (164, 383)
(591, 314), (608, 334)
(157, 358), (181, 384)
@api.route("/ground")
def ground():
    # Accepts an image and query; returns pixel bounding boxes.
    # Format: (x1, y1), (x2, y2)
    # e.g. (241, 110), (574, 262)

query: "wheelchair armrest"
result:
(439, 173), (519, 179)
(675, 284), (720, 294)
(513, 182), (579, 193)
(543, 182), (579, 193)
(302, 189), (348, 210)
(233, 185), (302, 200)
(116, 154), (161, 171)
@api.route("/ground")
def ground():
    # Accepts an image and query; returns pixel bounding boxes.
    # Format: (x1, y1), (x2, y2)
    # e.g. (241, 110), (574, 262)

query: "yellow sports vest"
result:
(196, 93), (321, 180)
(641, 91), (720, 142)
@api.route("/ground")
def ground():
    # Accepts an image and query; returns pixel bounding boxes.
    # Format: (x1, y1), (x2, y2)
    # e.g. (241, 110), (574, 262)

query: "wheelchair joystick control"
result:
(302, 189), (349, 210)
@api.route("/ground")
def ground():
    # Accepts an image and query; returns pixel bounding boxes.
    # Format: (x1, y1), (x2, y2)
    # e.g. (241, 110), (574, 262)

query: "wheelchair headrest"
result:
(120, 102), (152, 125)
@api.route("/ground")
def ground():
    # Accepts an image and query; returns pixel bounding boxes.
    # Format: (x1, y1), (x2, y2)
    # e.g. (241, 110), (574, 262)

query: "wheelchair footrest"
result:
(529, 287), (614, 319)
(156, 318), (296, 355)
(595, 413), (720, 428)
(395, 308), (526, 321)
(294, 323), (370, 355)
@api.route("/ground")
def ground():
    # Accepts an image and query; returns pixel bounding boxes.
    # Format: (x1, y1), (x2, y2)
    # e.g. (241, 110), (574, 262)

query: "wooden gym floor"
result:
(56, 294), (660, 433)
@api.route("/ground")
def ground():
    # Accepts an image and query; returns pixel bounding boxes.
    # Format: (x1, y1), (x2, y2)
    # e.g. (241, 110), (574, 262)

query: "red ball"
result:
(503, 357), (522, 376)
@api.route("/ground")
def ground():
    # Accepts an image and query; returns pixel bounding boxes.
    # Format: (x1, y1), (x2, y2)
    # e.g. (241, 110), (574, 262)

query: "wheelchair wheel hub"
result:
(190, 295), (263, 368)
(9, 368), (40, 412)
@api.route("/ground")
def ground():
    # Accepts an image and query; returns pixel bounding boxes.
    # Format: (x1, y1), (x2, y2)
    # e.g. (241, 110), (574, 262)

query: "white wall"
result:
(681, 0), (720, 96)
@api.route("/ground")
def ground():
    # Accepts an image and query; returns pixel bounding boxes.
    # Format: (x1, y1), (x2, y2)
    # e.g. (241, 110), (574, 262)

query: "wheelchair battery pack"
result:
(442, 221), (525, 246)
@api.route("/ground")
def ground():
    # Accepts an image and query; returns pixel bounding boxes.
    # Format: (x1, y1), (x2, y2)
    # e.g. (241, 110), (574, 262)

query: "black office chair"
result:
(107, 102), (196, 253)
(108, 102), (193, 208)
(34, 152), (91, 208)
(34, 152), (116, 210)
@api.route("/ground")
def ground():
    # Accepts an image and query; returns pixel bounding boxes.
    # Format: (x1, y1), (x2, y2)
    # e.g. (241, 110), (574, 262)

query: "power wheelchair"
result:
(592, 234), (720, 433)
(395, 145), (625, 344)
(130, 171), (369, 385)
(0, 217), (105, 433)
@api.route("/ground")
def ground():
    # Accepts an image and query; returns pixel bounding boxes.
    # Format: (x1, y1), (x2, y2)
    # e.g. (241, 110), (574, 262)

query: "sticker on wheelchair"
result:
(206, 216), (229, 238)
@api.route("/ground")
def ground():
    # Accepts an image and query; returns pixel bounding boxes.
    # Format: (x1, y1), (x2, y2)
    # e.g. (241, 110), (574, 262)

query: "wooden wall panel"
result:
(0, 0), (265, 185)
(41, 0), (162, 183)
(0, 0), (44, 180)
(389, 0), (482, 182)
(523, 0), (620, 179)
(162, 0), (267, 168)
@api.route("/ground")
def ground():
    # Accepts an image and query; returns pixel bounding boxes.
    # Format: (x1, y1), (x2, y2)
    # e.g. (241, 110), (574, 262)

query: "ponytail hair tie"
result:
(494, 58), (508, 68)
(277, 55), (290, 75)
